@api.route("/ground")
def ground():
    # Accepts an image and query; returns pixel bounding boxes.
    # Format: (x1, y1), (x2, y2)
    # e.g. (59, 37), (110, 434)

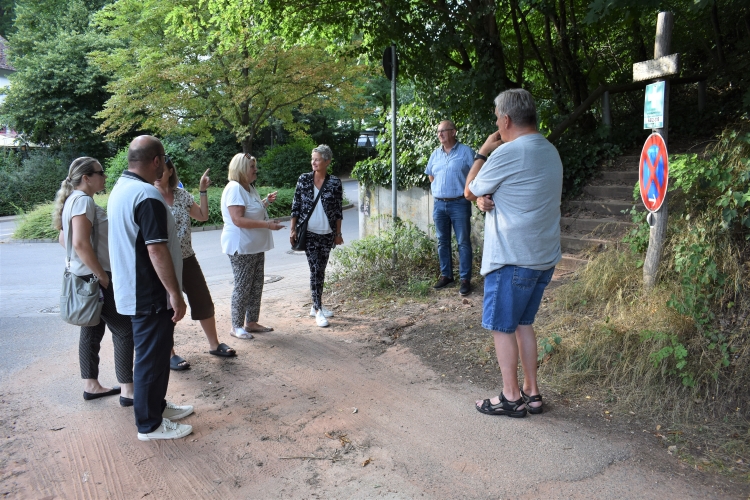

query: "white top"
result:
(307, 186), (332, 234)
(220, 181), (273, 255)
(61, 191), (110, 275)
(468, 134), (562, 276)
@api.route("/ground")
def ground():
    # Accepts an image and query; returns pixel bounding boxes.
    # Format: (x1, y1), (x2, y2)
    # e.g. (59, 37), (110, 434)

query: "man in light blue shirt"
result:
(465, 89), (562, 419)
(424, 120), (475, 295)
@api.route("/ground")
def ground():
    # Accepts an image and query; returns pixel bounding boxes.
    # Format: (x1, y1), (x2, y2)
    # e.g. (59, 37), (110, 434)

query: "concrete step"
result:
(610, 155), (640, 168)
(560, 233), (620, 253)
(551, 253), (589, 283)
(560, 217), (634, 236)
(565, 199), (636, 218)
(582, 184), (635, 200)
(600, 171), (639, 183)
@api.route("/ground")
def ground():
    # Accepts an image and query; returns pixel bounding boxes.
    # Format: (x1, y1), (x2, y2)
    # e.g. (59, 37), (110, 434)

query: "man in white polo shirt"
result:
(108, 135), (192, 440)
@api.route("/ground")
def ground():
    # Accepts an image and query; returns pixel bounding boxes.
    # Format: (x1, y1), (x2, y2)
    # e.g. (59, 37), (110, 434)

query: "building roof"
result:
(0, 36), (14, 71)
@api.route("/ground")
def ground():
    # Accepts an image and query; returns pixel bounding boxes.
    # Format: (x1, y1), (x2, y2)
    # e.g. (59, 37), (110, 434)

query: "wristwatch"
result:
(474, 153), (488, 162)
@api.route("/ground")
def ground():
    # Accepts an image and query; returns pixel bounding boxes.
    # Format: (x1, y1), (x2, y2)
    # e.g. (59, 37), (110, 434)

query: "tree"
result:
(0, 0), (113, 156)
(92, 0), (368, 154)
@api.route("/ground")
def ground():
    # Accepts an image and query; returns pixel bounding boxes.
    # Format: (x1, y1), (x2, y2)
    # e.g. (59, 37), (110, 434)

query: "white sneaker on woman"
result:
(315, 309), (329, 327)
(309, 306), (334, 318)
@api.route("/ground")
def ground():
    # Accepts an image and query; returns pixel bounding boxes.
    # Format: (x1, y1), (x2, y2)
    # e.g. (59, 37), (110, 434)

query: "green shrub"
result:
(329, 218), (438, 295)
(13, 193), (109, 239)
(0, 150), (70, 215)
(12, 203), (57, 239)
(256, 136), (317, 188)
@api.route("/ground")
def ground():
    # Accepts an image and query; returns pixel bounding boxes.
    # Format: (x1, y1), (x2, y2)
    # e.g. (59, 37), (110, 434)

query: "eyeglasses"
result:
(90, 170), (105, 176)
(154, 154), (171, 164)
(437, 128), (455, 134)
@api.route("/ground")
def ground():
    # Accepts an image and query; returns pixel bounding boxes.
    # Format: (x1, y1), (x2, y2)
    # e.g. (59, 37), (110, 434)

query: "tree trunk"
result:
(710, 0), (726, 65)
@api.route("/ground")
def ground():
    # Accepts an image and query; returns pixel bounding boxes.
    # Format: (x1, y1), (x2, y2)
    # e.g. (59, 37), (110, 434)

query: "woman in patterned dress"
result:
(290, 145), (344, 328)
(154, 159), (236, 370)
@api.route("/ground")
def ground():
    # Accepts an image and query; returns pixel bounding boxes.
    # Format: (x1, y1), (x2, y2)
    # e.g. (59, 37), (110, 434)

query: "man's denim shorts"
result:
(482, 265), (555, 333)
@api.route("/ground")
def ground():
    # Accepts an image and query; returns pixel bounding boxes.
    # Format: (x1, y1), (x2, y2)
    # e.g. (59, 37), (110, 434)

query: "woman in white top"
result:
(221, 153), (284, 339)
(155, 158), (236, 371)
(52, 157), (134, 405)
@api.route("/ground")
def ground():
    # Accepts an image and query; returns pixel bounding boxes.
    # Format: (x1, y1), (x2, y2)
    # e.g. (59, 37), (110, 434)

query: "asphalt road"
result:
(0, 179), (360, 381)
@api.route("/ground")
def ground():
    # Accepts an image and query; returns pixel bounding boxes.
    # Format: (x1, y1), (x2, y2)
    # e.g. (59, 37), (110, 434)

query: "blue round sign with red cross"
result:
(639, 133), (669, 212)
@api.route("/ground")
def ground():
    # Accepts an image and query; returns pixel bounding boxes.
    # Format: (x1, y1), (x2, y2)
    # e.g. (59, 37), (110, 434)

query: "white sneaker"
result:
(315, 310), (329, 327)
(162, 401), (194, 420)
(137, 418), (192, 441)
(309, 306), (334, 318)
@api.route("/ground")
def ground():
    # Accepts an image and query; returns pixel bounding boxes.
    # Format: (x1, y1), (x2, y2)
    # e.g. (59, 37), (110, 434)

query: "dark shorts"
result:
(482, 265), (555, 333)
(182, 254), (215, 321)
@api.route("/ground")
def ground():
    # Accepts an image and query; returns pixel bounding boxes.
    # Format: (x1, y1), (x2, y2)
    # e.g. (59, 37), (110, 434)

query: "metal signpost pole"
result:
(391, 44), (397, 228)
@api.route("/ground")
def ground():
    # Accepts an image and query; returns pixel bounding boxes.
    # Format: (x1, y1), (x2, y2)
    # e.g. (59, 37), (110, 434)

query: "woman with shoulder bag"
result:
(53, 157), (134, 405)
(221, 153), (285, 339)
(290, 144), (344, 328)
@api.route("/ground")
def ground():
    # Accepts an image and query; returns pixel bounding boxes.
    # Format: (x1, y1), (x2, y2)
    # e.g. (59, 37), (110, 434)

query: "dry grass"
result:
(534, 247), (750, 471)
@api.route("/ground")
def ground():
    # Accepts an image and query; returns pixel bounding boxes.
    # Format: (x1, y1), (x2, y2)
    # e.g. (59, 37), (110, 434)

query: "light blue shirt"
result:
(425, 142), (474, 198)
(467, 134), (563, 275)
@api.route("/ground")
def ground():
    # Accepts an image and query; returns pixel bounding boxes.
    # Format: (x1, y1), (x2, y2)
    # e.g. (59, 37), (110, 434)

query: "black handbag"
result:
(292, 177), (328, 251)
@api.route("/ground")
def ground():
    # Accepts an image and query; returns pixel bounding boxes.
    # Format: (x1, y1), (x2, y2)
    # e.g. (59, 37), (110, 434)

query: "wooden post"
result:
(642, 11), (673, 290)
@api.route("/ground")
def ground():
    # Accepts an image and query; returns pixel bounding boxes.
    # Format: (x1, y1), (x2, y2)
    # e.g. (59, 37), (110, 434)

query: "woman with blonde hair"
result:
(220, 153), (284, 339)
(155, 158), (236, 370)
(53, 157), (134, 405)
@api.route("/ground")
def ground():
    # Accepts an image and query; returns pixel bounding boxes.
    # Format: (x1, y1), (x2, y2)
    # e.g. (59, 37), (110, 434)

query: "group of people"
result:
(53, 86), (560, 443)
(53, 138), (343, 441)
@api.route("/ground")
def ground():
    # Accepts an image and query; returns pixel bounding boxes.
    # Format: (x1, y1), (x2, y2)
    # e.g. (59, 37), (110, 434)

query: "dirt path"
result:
(1, 283), (747, 499)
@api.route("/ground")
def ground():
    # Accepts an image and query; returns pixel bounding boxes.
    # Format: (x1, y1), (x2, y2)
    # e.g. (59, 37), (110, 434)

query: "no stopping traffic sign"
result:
(639, 133), (669, 212)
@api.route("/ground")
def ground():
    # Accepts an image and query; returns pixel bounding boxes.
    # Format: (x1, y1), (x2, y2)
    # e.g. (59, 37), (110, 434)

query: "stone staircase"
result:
(553, 154), (641, 282)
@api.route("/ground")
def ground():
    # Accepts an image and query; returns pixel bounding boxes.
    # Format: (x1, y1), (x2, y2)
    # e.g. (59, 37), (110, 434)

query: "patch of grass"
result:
(13, 193), (110, 240)
(13, 203), (57, 240)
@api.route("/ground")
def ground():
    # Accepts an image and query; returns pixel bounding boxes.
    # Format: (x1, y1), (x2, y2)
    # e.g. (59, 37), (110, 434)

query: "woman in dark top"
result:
(290, 144), (344, 328)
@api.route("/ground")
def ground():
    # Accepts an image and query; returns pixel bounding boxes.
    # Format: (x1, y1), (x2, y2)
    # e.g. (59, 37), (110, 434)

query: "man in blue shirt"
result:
(425, 120), (475, 295)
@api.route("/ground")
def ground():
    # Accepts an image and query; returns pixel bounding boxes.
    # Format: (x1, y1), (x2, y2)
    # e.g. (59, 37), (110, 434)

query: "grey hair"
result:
(493, 89), (537, 129)
(312, 144), (333, 161)
(52, 157), (101, 231)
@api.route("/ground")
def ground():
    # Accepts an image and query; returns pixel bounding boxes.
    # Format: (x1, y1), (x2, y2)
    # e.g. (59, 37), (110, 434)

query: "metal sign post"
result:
(632, 11), (679, 291)
(383, 45), (398, 265)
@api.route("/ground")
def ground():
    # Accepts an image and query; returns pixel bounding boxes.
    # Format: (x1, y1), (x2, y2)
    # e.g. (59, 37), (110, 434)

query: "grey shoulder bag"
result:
(60, 194), (103, 327)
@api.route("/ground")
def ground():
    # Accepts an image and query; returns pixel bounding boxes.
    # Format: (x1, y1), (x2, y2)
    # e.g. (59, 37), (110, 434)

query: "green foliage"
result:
(104, 148), (128, 192)
(0, 149), (70, 215)
(352, 101), (488, 190)
(1, 0), (113, 156)
(92, 0), (367, 153)
(554, 124), (623, 197)
(538, 335), (562, 362)
(256, 136), (316, 189)
(329, 218), (438, 295)
(639, 330), (695, 387)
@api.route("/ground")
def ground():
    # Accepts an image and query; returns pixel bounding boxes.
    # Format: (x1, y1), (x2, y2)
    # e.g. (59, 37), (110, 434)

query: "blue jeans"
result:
(433, 198), (472, 281)
(482, 265), (555, 333)
(131, 309), (174, 434)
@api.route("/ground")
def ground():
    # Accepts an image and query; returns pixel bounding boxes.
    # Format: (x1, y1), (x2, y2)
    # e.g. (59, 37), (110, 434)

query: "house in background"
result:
(0, 35), (19, 147)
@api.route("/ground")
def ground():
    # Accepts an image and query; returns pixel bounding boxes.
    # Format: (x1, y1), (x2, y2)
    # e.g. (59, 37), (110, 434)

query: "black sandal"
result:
(476, 393), (527, 418)
(521, 389), (544, 414)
